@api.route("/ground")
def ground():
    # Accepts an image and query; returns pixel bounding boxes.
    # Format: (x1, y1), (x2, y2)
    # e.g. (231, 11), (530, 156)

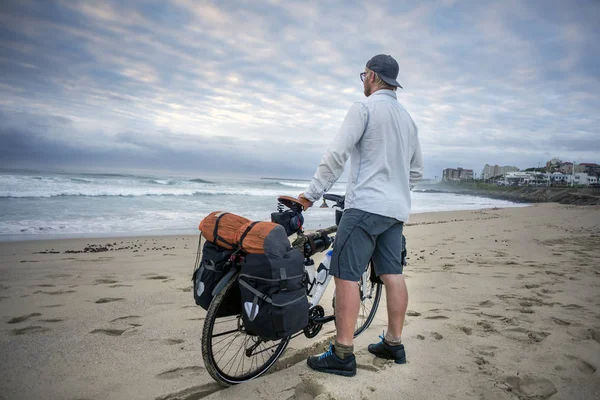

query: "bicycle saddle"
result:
(277, 195), (305, 211)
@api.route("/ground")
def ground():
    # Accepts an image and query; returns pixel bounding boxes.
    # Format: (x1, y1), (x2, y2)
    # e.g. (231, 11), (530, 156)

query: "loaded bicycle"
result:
(199, 194), (384, 386)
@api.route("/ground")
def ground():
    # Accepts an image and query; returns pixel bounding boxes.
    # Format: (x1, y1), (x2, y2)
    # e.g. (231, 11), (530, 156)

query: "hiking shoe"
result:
(307, 344), (357, 377)
(368, 333), (406, 364)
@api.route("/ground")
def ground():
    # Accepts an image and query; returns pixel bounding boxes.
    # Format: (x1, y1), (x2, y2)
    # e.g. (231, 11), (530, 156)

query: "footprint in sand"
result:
(110, 315), (141, 327)
(431, 332), (443, 340)
(562, 303), (585, 310)
(367, 357), (393, 370)
(502, 327), (550, 343)
(94, 279), (119, 285)
(425, 315), (449, 320)
(155, 383), (221, 400)
(505, 375), (557, 399)
(162, 338), (185, 345)
(37, 284), (56, 287)
(147, 275), (169, 280)
(564, 355), (597, 375)
(477, 321), (496, 333)
(90, 328), (128, 336)
(109, 284), (133, 288)
(156, 366), (204, 379)
(40, 304), (64, 308)
(550, 317), (571, 326)
(33, 289), (77, 295)
(591, 329), (600, 344)
(524, 284), (540, 289)
(8, 313), (42, 324)
(11, 326), (51, 335)
(288, 378), (328, 400)
(95, 298), (125, 304)
(459, 326), (473, 335)
(110, 315), (140, 323)
(567, 327), (595, 341)
(40, 319), (63, 323)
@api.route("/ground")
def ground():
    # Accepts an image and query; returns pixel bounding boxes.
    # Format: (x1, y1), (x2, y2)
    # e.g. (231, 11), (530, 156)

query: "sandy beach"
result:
(1, 203), (599, 400)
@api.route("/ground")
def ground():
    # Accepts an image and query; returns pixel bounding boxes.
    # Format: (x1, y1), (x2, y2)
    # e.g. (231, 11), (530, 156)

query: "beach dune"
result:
(1, 203), (599, 399)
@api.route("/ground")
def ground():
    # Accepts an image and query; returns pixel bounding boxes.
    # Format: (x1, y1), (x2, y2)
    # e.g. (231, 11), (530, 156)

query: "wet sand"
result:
(1, 203), (599, 399)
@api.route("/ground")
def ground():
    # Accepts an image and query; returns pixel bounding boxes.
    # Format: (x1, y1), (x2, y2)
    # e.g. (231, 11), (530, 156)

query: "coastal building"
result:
(442, 168), (474, 182)
(558, 162), (585, 174)
(548, 172), (571, 185)
(546, 158), (562, 172)
(573, 173), (598, 186)
(503, 171), (536, 186)
(502, 172), (598, 186)
(579, 163), (600, 177)
(481, 164), (519, 180)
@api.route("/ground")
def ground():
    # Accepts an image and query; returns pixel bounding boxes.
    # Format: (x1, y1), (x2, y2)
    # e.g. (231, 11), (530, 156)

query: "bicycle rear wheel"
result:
(202, 272), (290, 386)
(333, 261), (382, 337)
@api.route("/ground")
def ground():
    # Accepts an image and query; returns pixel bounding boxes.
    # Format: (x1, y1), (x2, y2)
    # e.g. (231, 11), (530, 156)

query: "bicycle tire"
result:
(202, 272), (290, 386)
(333, 261), (382, 337)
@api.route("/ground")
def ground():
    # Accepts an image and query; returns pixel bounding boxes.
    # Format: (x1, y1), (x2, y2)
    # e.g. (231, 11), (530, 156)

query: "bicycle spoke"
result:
(240, 335), (247, 376)
(212, 328), (239, 339)
(213, 316), (240, 325)
(214, 331), (242, 364)
(250, 341), (282, 356)
(234, 335), (249, 377)
(212, 329), (240, 347)
(227, 339), (245, 375)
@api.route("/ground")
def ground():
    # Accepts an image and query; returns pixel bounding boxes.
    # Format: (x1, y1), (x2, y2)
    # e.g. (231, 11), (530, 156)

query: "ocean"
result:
(0, 169), (528, 241)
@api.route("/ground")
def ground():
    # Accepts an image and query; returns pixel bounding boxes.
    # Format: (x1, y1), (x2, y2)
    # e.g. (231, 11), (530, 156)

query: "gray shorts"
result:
(330, 208), (405, 282)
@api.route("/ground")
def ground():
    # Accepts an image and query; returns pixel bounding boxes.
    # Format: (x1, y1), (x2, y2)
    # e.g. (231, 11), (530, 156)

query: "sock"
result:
(333, 340), (354, 359)
(384, 332), (402, 346)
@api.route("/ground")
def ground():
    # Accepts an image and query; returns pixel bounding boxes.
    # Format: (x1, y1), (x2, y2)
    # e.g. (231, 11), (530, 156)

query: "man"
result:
(297, 54), (423, 377)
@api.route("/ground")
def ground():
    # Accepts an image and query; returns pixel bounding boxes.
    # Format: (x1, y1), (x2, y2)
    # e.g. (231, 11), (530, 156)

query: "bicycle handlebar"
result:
(322, 193), (345, 209)
(292, 225), (337, 257)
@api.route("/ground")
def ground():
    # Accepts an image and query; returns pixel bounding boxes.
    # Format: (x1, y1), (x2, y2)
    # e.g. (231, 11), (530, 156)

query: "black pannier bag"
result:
(192, 240), (241, 317)
(236, 221), (309, 340)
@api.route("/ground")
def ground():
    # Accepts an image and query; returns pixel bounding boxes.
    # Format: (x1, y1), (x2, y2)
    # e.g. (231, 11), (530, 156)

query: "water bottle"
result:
(310, 250), (333, 306)
(304, 258), (317, 296)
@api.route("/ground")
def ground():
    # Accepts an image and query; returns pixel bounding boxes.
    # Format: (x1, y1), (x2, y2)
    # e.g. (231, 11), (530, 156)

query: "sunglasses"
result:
(360, 72), (367, 82)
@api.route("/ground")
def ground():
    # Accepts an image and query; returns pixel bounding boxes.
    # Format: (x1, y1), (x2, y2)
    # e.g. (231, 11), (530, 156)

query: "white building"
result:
(548, 172), (572, 185)
(481, 164), (519, 180)
(504, 172), (598, 186)
(573, 173), (597, 186)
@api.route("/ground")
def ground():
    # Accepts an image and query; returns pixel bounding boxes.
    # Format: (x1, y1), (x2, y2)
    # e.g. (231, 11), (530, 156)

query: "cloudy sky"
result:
(1, 0), (599, 179)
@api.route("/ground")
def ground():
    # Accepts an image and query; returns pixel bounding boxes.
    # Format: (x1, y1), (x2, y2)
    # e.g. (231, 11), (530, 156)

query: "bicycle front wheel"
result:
(201, 272), (290, 386)
(333, 261), (383, 337)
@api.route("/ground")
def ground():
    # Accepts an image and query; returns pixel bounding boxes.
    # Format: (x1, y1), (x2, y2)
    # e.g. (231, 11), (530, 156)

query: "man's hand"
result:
(297, 193), (313, 210)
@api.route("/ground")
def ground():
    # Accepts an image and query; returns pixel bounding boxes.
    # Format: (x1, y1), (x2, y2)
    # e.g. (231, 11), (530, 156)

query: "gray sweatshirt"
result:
(304, 89), (423, 222)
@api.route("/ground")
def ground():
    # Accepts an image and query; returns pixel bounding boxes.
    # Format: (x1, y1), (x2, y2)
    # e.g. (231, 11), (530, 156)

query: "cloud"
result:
(0, 0), (599, 179)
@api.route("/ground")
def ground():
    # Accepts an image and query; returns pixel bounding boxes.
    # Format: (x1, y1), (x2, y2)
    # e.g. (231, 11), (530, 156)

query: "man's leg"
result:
(368, 222), (407, 364)
(333, 277), (361, 346)
(306, 209), (376, 376)
(380, 273), (408, 340)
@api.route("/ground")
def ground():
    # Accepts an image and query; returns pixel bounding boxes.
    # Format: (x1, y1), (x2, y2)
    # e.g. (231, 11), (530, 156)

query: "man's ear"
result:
(369, 71), (376, 83)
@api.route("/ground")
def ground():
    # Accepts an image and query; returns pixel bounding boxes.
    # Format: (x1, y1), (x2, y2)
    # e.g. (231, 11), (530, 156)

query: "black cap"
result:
(366, 54), (403, 89)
